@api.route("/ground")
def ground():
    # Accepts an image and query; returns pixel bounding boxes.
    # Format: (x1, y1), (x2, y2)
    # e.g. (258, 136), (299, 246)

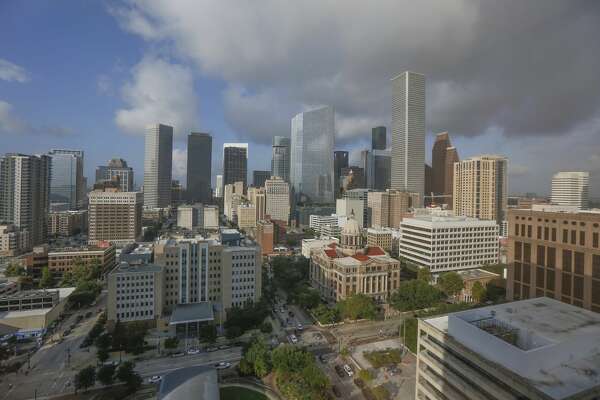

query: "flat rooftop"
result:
(113, 263), (162, 274)
(425, 297), (600, 399)
(457, 268), (499, 280)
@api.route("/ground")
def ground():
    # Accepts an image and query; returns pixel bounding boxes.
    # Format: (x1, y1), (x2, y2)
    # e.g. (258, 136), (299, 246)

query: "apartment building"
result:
(265, 176), (290, 224)
(366, 228), (393, 253)
(399, 209), (499, 274)
(416, 297), (600, 400)
(368, 190), (419, 229)
(0, 224), (30, 256)
(48, 244), (117, 277)
(507, 205), (600, 312)
(88, 188), (143, 245)
(237, 203), (257, 229)
(48, 210), (88, 236)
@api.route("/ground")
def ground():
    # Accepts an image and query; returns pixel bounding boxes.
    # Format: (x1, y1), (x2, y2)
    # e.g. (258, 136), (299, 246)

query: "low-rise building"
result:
(301, 237), (339, 258)
(416, 297), (600, 400)
(48, 210), (88, 237)
(176, 204), (204, 230)
(309, 214), (339, 236)
(366, 228), (393, 253)
(256, 220), (274, 256)
(203, 206), (219, 230)
(0, 224), (30, 256)
(456, 268), (501, 303)
(48, 243), (117, 277)
(237, 203), (257, 229)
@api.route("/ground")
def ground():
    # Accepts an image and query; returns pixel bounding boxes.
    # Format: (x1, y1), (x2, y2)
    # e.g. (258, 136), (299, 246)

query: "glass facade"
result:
(49, 149), (84, 210)
(271, 136), (290, 182)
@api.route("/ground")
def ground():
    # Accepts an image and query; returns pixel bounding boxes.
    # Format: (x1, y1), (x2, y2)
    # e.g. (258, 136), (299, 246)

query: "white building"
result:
(177, 204), (204, 230)
(265, 176), (290, 223)
(336, 198), (364, 228)
(551, 171), (589, 209)
(237, 203), (257, 229)
(301, 237), (339, 258)
(203, 206), (219, 230)
(0, 225), (30, 256)
(309, 214), (339, 236)
(416, 297), (600, 400)
(214, 175), (223, 198)
(143, 124), (173, 208)
(399, 209), (498, 274)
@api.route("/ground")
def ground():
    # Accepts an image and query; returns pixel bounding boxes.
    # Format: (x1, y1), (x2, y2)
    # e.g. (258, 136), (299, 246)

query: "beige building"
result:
(237, 203), (257, 229)
(310, 213), (400, 302)
(416, 297), (600, 400)
(247, 187), (266, 221)
(48, 210), (88, 237)
(456, 268), (501, 303)
(453, 155), (508, 225)
(368, 190), (419, 229)
(366, 228), (393, 253)
(48, 244), (117, 277)
(265, 176), (290, 224)
(176, 204), (203, 230)
(507, 205), (600, 312)
(0, 224), (30, 256)
(88, 188), (142, 245)
(224, 181), (245, 222)
(203, 206), (219, 230)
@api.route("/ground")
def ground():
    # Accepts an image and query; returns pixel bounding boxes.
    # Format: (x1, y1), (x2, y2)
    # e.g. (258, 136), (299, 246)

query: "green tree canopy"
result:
(97, 364), (116, 386)
(437, 272), (465, 297)
(74, 365), (96, 392)
(390, 279), (443, 311)
(337, 294), (377, 320)
(417, 267), (432, 283)
(199, 324), (217, 343)
(5, 263), (25, 277)
(116, 361), (142, 393)
(164, 337), (179, 349)
(39, 267), (54, 289)
(471, 281), (487, 303)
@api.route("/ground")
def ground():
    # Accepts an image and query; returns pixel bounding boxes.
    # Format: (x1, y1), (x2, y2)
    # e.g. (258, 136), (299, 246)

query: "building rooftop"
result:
(169, 302), (214, 325)
(158, 365), (218, 400)
(112, 263), (162, 274)
(457, 268), (500, 281)
(424, 297), (600, 399)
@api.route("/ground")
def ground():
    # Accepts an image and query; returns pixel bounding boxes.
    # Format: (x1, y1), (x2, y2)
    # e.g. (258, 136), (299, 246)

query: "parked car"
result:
(218, 345), (230, 350)
(343, 364), (354, 377)
(289, 334), (298, 344)
(148, 375), (162, 384)
(296, 323), (304, 331)
(214, 362), (231, 370)
(186, 348), (200, 355)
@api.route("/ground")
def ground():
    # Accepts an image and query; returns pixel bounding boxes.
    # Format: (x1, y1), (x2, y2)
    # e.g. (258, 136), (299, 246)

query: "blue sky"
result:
(1, 1), (599, 196)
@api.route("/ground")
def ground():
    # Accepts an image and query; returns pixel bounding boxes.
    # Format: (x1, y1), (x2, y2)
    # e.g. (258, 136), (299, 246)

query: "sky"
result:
(1, 0), (600, 197)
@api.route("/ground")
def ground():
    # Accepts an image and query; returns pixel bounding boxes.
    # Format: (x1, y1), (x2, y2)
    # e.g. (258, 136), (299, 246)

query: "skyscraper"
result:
(551, 171), (589, 209)
(372, 126), (387, 150)
(88, 187), (142, 245)
(187, 132), (212, 204)
(223, 143), (248, 187)
(48, 149), (84, 210)
(96, 158), (134, 192)
(391, 71), (425, 201)
(144, 124), (173, 208)
(271, 136), (290, 182)
(453, 155), (508, 225)
(265, 176), (290, 224)
(334, 150), (349, 199)
(215, 175), (223, 198)
(291, 106), (335, 204)
(253, 170), (271, 188)
(431, 132), (459, 207)
(0, 153), (51, 247)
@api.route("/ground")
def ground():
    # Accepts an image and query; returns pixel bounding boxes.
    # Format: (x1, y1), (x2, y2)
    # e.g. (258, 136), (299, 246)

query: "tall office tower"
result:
(224, 181), (245, 222)
(253, 170), (271, 188)
(551, 171), (589, 209)
(372, 126), (387, 150)
(368, 190), (420, 229)
(96, 158), (134, 192)
(48, 149), (85, 210)
(88, 187), (143, 245)
(186, 132), (212, 204)
(223, 143), (248, 187)
(0, 154), (51, 247)
(265, 176), (290, 224)
(336, 198), (364, 227)
(424, 163), (433, 197)
(271, 136), (290, 182)
(290, 106), (335, 203)
(431, 132), (459, 208)
(453, 155), (508, 225)
(333, 151), (349, 199)
(144, 124), (173, 208)
(344, 189), (371, 228)
(340, 166), (366, 192)
(215, 175), (223, 198)
(391, 71), (425, 201)
(248, 187), (266, 221)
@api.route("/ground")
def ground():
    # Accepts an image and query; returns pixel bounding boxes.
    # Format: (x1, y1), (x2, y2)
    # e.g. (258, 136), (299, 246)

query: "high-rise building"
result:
(424, 163), (433, 199)
(431, 132), (459, 208)
(144, 124), (173, 208)
(171, 180), (184, 207)
(333, 151), (349, 199)
(0, 153), (51, 247)
(340, 166), (365, 192)
(177, 204), (204, 230)
(223, 143), (248, 187)
(265, 176), (290, 224)
(290, 106), (335, 203)
(48, 149), (85, 210)
(224, 182), (245, 222)
(368, 190), (419, 229)
(344, 189), (371, 228)
(551, 171), (589, 210)
(271, 136), (290, 182)
(391, 71), (425, 200)
(453, 155), (508, 225)
(48, 210), (88, 237)
(237, 203), (257, 229)
(215, 175), (223, 198)
(248, 187), (266, 222)
(187, 132), (212, 204)
(372, 126), (387, 151)
(256, 220), (274, 256)
(88, 187), (142, 245)
(95, 158), (134, 192)
(336, 198), (364, 228)
(252, 170), (270, 188)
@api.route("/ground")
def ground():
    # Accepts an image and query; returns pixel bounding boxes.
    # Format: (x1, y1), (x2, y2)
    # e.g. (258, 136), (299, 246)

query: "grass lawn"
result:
(364, 348), (403, 368)
(220, 386), (268, 400)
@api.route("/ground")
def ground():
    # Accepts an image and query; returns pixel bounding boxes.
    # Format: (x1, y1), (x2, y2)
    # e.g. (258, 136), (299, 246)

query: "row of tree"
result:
(74, 361), (142, 393)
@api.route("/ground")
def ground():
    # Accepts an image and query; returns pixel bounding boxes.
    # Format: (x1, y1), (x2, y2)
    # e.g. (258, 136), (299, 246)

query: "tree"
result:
(164, 337), (179, 350)
(5, 263), (25, 277)
(390, 280), (443, 311)
(337, 294), (377, 320)
(74, 365), (96, 392)
(199, 324), (217, 343)
(243, 337), (271, 378)
(438, 272), (464, 298)
(39, 267), (54, 288)
(97, 364), (116, 386)
(313, 304), (340, 325)
(358, 369), (374, 383)
(116, 361), (142, 393)
(259, 321), (273, 334)
(471, 281), (487, 303)
(293, 287), (321, 309)
(417, 268), (432, 283)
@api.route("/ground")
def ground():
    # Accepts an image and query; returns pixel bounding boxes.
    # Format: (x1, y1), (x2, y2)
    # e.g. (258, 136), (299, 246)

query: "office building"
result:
(187, 132), (212, 204)
(265, 176), (290, 224)
(95, 158), (134, 192)
(366, 228), (393, 253)
(424, 163), (433, 199)
(363, 149), (391, 191)
(214, 175), (223, 198)
(177, 204), (204, 230)
(271, 136), (290, 182)
(256, 220), (274, 256)
(431, 132), (459, 208)
(88, 187), (143, 245)
(247, 187), (266, 222)
(48, 244), (117, 277)
(551, 171), (589, 210)
(224, 182), (245, 222)
(336, 198), (364, 228)
(368, 190), (419, 229)
(416, 297), (600, 400)
(144, 124), (173, 208)
(223, 143), (248, 187)
(453, 155), (508, 225)
(399, 209), (498, 274)
(237, 204), (257, 229)
(290, 106), (335, 203)
(372, 126), (386, 151)
(340, 166), (365, 193)
(344, 189), (371, 228)
(48, 149), (85, 210)
(507, 205), (600, 312)
(0, 153), (51, 247)
(391, 71), (425, 200)
(203, 206), (219, 230)
(310, 213), (400, 302)
(333, 151), (349, 199)
(0, 224), (30, 256)
(48, 210), (87, 237)
(171, 180), (184, 207)
(252, 170), (270, 189)
(309, 214), (340, 236)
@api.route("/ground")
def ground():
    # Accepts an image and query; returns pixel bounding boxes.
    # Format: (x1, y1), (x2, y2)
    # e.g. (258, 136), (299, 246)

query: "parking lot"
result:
(318, 353), (364, 400)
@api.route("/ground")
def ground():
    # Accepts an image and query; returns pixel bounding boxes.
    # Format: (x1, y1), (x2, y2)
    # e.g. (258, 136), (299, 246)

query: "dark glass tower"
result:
(223, 144), (247, 187)
(372, 126), (387, 150)
(333, 151), (349, 199)
(187, 132), (212, 204)
(271, 136), (290, 182)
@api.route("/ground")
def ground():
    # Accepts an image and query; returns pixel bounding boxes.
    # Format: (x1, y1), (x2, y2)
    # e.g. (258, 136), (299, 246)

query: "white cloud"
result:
(0, 59), (29, 82)
(115, 56), (198, 137)
(172, 148), (187, 181)
(0, 100), (71, 136)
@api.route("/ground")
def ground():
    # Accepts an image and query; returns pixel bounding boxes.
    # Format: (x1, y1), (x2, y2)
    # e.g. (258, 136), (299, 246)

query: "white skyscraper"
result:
(290, 106), (335, 203)
(391, 71), (425, 201)
(265, 176), (290, 223)
(215, 175), (223, 198)
(143, 124), (173, 208)
(551, 171), (589, 209)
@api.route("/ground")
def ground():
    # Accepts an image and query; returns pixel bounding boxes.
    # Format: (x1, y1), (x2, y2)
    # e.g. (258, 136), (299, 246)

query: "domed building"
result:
(309, 212), (401, 303)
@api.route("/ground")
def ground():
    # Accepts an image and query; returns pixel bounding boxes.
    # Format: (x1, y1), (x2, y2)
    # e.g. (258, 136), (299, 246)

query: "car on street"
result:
(296, 323), (303, 331)
(289, 334), (298, 344)
(186, 348), (200, 355)
(171, 352), (185, 358)
(214, 362), (231, 369)
(148, 375), (162, 384)
(343, 364), (354, 377)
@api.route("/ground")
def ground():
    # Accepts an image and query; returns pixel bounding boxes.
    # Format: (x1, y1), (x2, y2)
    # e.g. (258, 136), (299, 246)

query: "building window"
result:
(537, 245), (545, 267)
(593, 232), (599, 248)
(574, 252), (584, 275)
(563, 229), (569, 243)
(514, 241), (522, 261)
(580, 232), (586, 246)
(552, 228), (557, 242)
(592, 255), (600, 279)
(571, 230), (577, 245)
(562, 250), (572, 273)
(562, 272), (572, 296)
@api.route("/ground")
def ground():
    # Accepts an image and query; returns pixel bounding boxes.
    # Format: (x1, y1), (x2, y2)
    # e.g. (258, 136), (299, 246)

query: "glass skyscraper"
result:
(290, 106), (335, 204)
(271, 136), (290, 182)
(223, 143), (248, 187)
(144, 124), (173, 208)
(187, 132), (212, 204)
(48, 149), (84, 210)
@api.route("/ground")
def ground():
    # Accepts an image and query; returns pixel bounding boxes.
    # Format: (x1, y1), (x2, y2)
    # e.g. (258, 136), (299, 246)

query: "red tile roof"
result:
(324, 249), (337, 258)
(328, 242), (337, 248)
(366, 246), (385, 256)
(352, 254), (370, 261)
